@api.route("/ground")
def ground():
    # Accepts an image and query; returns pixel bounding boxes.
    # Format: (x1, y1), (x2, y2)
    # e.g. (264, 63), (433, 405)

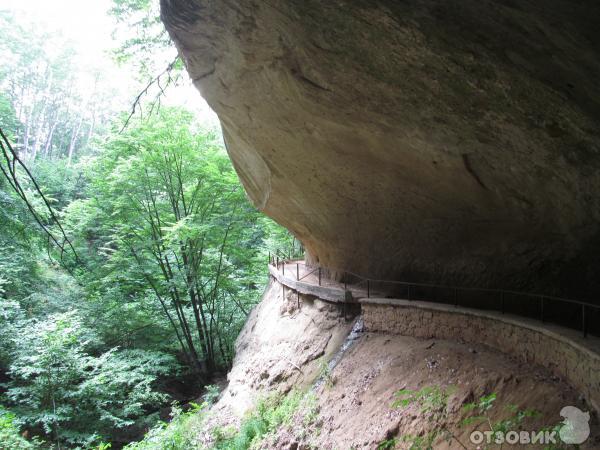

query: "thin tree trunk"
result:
(32, 70), (53, 160)
(22, 106), (31, 158)
(43, 118), (58, 158)
(86, 107), (96, 144)
(67, 115), (83, 166)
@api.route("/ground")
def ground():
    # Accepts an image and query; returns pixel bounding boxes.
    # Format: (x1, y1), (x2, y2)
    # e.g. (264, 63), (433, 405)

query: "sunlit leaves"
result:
(5, 312), (178, 446)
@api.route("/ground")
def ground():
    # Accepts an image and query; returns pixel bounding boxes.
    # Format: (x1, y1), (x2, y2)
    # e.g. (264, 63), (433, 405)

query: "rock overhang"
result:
(161, 0), (600, 298)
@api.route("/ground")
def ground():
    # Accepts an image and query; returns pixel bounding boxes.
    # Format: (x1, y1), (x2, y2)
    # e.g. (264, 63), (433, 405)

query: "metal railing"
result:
(269, 256), (324, 287)
(268, 255), (599, 339)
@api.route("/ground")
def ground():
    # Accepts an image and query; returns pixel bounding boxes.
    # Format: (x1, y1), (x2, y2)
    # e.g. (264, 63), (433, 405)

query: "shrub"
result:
(0, 406), (43, 449)
(5, 312), (178, 447)
(124, 402), (206, 450)
(126, 390), (308, 450)
(213, 391), (304, 450)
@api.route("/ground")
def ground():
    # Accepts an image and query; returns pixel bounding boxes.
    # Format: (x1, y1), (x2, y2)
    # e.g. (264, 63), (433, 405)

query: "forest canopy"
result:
(0, 2), (299, 448)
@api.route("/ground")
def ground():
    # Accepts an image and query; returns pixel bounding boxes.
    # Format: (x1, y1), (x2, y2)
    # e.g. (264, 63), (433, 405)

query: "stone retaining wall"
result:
(270, 263), (600, 415)
(361, 298), (600, 415)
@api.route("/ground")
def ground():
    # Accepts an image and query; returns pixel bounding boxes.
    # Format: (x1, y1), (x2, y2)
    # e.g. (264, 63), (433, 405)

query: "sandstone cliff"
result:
(161, 0), (600, 296)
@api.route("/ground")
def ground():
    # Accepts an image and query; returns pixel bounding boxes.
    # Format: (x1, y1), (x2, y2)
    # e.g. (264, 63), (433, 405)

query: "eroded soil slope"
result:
(277, 334), (599, 449)
(207, 280), (598, 449)
(205, 280), (355, 431)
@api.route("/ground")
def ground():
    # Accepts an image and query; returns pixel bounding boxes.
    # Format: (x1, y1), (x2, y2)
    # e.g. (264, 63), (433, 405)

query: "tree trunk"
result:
(67, 115), (83, 166)
(43, 117), (58, 158)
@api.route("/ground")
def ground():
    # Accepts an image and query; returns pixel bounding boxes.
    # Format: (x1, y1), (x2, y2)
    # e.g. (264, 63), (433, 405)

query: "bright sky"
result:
(1, 0), (114, 55)
(0, 0), (219, 125)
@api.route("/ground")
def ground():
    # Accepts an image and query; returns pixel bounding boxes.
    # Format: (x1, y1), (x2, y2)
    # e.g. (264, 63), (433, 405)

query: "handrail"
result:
(339, 267), (598, 309)
(269, 256), (321, 284)
(270, 257), (599, 338)
(267, 242), (304, 264)
(298, 266), (319, 282)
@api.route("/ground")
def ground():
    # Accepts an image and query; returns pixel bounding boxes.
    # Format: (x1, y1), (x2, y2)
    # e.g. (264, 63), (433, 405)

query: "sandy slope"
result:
(204, 279), (598, 449)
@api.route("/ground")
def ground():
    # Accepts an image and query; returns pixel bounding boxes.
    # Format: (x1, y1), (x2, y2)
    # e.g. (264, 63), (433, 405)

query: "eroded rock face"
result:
(161, 0), (600, 296)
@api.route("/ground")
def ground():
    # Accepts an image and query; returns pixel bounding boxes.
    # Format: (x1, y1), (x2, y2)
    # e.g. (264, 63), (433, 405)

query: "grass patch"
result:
(124, 402), (207, 450)
(123, 387), (322, 450)
(124, 389), (315, 450)
(212, 390), (305, 449)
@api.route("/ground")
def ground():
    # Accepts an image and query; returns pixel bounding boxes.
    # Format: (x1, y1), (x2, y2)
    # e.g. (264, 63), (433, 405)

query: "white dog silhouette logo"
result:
(559, 406), (590, 444)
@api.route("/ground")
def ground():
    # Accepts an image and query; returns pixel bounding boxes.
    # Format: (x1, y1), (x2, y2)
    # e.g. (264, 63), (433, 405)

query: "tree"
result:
(0, 5), (299, 446)
(5, 311), (178, 447)
(0, 12), (116, 164)
(66, 107), (267, 378)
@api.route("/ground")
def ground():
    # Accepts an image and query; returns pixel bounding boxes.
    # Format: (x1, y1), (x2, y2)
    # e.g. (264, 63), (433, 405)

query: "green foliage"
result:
(5, 312), (178, 447)
(28, 159), (85, 209)
(263, 219), (304, 260)
(0, 12), (114, 164)
(460, 393), (542, 449)
(391, 385), (460, 449)
(77, 349), (179, 430)
(377, 437), (397, 449)
(126, 391), (311, 450)
(0, 93), (20, 138)
(0, 406), (44, 449)
(202, 385), (221, 406)
(0, 2), (295, 449)
(94, 443), (113, 450)
(318, 358), (335, 389)
(212, 391), (304, 450)
(109, 0), (184, 120)
(0, 104), (290, 447)
(123, 402), (207, 450)
(6, 312), (92, 443)
(0, 300), (26, 366)
(392, 385), (455, 416)
(391, 387), (550, 450)
(65, 107), (269, 374)
(0, 192), (41, 299)
(398, 433), (439, 450)
(110, 0), (173, 74)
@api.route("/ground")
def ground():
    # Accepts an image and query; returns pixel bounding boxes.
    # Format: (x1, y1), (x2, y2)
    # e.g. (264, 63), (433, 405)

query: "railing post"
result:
(270, 257), (592, 336)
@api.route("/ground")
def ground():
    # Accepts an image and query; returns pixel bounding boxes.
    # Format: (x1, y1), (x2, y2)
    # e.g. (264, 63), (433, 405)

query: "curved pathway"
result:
(269, 260), (600, 414)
